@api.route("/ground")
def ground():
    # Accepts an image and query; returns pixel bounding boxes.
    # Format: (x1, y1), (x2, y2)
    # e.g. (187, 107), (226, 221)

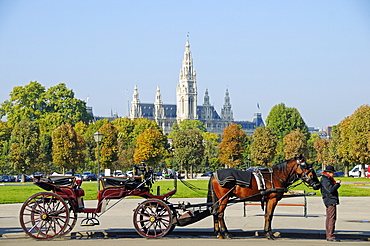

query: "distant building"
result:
(308, 126), (333, 139)
(128, 37), (264, 135)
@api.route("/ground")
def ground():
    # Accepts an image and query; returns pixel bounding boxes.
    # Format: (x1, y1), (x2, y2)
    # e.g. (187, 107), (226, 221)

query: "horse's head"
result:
(294, 155), (321, 190)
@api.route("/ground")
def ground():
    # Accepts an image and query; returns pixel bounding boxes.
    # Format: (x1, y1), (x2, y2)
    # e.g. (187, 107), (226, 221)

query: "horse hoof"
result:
(217, 235), (224, 239)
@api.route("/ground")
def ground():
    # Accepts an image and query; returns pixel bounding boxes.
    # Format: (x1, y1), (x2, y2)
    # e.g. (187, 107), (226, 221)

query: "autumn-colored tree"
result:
(348, 105), (370, 177)
(218, 123), (246, 168)
(74, 121), (88, 135)
(9, 120), (40, 174)
(173, 129), (204, 178)
(313, 138), (333, 170)
(98, 123), (118, 170)
(283, 128), (308, 159)
(133, 128), (167, 167)
(131, 118), (162, 141)
(250, 126), (277, 166)
(52, 123), (86, 173)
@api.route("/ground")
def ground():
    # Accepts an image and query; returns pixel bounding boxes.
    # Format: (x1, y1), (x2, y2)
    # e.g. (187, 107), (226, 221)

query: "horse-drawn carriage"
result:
(19, 156), (320, 240)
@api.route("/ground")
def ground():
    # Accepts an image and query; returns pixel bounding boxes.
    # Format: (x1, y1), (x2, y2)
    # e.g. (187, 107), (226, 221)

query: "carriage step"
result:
(80, 223), (99, 226)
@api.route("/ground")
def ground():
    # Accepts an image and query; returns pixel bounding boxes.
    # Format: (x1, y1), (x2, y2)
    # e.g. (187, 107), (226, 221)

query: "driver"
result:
(320, 165), (341, 242)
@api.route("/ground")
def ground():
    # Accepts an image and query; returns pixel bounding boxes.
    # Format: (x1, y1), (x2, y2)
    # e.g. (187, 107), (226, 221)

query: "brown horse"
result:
(207, 155), (321, 240)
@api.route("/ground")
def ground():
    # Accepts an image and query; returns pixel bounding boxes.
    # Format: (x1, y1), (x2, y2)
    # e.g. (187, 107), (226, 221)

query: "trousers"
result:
(325, 204), (337, 239)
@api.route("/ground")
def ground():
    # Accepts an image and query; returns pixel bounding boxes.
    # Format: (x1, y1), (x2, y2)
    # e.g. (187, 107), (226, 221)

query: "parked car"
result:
(367, 166), (370, 179)
(15, 174), (33, 182)
(73, 174), (82, 179)
(201, 171), (214, 177)
(316, 169), (322, 177)
(334, 171), (344, 177)
(349, 165), (369, 177)
(33, 172), (45, 177)
(82, 171), (97, 181)
(1, 175), (15, 182)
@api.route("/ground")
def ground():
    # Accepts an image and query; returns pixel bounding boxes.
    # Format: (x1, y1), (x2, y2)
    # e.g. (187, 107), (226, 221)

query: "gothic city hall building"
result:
(128, 38), (264, 136)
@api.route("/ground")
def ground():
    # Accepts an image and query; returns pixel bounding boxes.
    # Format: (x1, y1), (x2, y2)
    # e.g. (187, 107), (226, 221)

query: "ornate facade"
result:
(129, 38), (264, 135)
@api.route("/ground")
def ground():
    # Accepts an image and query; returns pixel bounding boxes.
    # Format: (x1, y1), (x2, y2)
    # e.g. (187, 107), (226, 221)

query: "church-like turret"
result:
(129, 85), (142, 119)
(154, 86), (165, 121)
(221, 89), (233, 121)
(176, 35), (198, 122)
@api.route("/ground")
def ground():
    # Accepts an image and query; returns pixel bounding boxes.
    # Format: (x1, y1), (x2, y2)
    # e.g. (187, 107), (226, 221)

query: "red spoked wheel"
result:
(60, 202), (77, 236)
(19, 192), (70, 239)
(133, 199), (173, 238)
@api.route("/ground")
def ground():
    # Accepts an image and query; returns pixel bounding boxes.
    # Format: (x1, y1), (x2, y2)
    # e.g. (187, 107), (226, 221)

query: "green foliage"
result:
(0, 81), (92, 128)
(173, 129), (205, 176)
(169, 120), (206, 139)
(266, 103), (309, 163)
(9, 120), (40, 173)
(250, 126), (277, 166)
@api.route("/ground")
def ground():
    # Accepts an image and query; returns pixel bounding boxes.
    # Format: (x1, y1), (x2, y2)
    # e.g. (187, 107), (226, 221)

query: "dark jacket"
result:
(320, 174), (340, 207)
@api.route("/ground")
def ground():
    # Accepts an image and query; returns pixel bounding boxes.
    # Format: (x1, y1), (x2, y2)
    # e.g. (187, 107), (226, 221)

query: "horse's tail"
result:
(207, 174), (214, 203)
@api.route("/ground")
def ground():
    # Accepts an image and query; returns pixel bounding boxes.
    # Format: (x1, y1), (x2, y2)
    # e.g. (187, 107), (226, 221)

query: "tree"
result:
(0, 81), (93, 128)
(0, 121), (11, 174)
(43, 83), (93, 125)
(173, 129), (204, 178)
(307, 133), (320, 165)
(265, 103), (309, 163)
(0, 82), (46, 126)
(98, 123), (118, 170)
(283, 128), (308, 159)
(314, 138), (333, 171)
(9, 120), (40, 174)
(218, 123), (246, 168)
(131, 118), (162, 141)
(348, 105), (370, 177)
(52, 123), (86, 173)
(169, 120), (206, 139)
(134, 128), (167, 167)
(250, 126), (277, 166)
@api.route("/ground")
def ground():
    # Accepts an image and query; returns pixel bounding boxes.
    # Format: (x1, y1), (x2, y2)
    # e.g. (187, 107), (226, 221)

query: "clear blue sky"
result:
(1, 0), (369, 128)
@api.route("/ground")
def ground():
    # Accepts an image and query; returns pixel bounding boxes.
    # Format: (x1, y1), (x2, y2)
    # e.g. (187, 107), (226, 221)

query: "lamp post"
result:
(94, 131), (104, 190)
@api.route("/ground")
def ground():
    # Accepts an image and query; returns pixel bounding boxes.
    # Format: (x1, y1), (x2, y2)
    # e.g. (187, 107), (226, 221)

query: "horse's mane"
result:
(271, 160), (288, 172)
(271, 157), (300, 172)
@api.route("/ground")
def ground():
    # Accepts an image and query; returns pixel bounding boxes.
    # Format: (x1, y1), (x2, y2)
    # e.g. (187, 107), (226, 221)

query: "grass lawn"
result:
(1, 177), (369, 204)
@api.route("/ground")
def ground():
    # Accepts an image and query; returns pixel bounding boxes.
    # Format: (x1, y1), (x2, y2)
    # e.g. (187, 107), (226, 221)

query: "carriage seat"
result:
(101, 176), (142, 190)
(34, 176), (75, 191)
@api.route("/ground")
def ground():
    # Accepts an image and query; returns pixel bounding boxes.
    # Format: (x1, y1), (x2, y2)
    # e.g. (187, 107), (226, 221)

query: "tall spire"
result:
(176, 35), (198, 122)
(129, 85), (142, 119)
(221, 88), (233, 121)
(154, 86), (165, 121)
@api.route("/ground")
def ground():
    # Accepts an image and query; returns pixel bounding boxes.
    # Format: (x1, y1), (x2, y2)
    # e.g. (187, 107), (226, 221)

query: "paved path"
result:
(1, 197), (369, 242)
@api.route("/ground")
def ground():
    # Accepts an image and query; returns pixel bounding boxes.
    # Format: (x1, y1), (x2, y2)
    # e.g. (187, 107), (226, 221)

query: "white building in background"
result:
(128, 37), (264, 136)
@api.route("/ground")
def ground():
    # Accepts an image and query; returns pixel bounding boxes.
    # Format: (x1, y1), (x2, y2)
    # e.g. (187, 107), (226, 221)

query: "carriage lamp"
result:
(94, 131), (104, 190)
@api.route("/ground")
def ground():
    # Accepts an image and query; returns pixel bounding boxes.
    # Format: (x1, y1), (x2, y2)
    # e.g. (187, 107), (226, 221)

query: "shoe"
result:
(327, 238), (340, 242)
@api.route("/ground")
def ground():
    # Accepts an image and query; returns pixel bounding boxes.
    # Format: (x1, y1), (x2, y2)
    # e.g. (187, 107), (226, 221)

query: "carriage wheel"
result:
(60, 201), (77, 236)
(19, 192), (70, 239)
(133, 199), (173, 238)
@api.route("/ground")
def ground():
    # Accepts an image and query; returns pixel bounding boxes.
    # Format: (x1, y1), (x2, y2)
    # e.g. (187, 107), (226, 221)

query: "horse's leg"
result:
(217, 202), (232, 239)
(264, 198), (278, 240)
(213, 214), (223, 239)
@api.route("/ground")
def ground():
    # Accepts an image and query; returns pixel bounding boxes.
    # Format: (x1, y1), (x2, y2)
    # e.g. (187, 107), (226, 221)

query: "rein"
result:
(179, 177), (208, 192)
